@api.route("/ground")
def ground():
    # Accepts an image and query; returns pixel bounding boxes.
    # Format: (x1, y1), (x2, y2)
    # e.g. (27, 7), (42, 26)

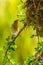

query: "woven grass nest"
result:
(24, 0), (43, 37)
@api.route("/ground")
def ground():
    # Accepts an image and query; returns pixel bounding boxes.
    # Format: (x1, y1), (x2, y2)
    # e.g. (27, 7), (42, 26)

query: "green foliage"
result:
(17, 3), (26, 24)
(25, 56), (35, 65)
(30, 34), (35, 38)
(9, 47), (15, 51)
(6, 36), (10, 42)
(6, 36), (17, 52)
(35, 42), (43, 53)
(25, 55), (42, 65)
(38, 31), (43, 37)
(32, 61), (41, 65)
(3, 36), (17, 65)
(14, 63), (18, 65)
(25, 42), (43, 65)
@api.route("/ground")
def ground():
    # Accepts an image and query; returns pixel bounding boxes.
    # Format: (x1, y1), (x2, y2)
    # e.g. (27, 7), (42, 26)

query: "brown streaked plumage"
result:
(12, 20), (18, 31)
(11, 20), (19, 37)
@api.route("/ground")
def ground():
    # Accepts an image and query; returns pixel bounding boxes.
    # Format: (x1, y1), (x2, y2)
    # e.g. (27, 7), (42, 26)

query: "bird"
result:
(11, 20), (19, 38)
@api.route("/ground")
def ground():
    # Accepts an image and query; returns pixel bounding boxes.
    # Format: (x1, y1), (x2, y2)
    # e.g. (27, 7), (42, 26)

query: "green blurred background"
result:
(0, 0), (40, 65)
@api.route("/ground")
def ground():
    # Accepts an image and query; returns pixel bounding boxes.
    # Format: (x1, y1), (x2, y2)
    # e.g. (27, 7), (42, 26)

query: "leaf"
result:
(9, 47), (15, 51)
(38, 42), (43, 48)
(35, 47), (39, 51)
(35, 61), (41, 65)
(6, 36), (10, 41)
(11, 41), (15, 45)
(30, 34), (34, 38)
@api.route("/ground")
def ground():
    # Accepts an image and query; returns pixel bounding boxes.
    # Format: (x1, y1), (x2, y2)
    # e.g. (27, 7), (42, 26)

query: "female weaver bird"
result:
(11, 20), (19, 38)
